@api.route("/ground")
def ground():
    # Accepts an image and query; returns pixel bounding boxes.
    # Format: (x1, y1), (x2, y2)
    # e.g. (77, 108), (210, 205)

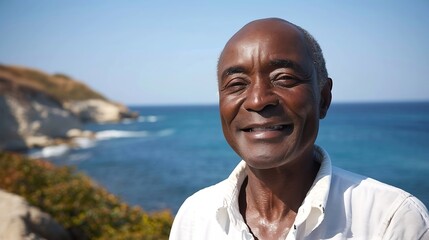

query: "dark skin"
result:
(218, 18), (332, 239)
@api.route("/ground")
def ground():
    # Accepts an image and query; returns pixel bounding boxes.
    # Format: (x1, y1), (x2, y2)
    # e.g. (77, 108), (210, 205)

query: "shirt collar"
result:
(215, 145), (333, 237)
(216, 161), (248, 232)
(295, 145), (332, 236)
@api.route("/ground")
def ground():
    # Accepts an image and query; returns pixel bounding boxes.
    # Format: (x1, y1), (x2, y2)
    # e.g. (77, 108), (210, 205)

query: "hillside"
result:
(0, 64), (106, 102)
(0, 64), (137, 151)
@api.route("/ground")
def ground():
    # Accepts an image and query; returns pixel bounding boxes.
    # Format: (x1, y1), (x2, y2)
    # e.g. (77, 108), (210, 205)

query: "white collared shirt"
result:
(170, 146), (429, 239)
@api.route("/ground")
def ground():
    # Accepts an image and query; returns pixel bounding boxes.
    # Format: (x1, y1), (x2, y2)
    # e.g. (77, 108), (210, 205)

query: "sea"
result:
(28, 102), (429, 214)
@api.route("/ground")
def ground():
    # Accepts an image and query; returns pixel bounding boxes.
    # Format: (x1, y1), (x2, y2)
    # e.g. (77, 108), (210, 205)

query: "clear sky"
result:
(1, 1), (428, 105)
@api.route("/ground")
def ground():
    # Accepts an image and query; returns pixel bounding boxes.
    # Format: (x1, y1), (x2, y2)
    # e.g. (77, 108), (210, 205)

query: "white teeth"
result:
(270, 125), (284, 130)
(248, 125), (284, 132)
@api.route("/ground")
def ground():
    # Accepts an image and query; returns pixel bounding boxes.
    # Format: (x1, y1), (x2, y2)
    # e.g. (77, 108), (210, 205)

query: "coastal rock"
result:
(0, 189), (71, 240)
(0, 64), (137, 151)
(0, 81), (82, 151)
(64, 99), (137, 123)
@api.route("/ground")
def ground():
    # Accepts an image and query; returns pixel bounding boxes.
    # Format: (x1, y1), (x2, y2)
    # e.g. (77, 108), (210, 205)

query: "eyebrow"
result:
(270, 59), (306, 74)
(220, 59), (307, 80)
(221, 66), (246, 79)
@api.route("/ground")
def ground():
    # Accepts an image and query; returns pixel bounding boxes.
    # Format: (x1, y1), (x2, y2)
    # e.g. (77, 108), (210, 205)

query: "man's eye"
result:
(272, 75), (299, 88)
(223, 79), (248, 93)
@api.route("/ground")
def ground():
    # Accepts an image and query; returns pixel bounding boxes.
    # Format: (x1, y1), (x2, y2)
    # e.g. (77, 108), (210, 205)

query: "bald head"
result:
(218, 18), (328, 87)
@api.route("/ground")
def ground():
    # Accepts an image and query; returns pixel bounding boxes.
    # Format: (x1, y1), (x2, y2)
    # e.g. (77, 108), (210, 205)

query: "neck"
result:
(238, 148), (321, 239)
(240, 149), (320, 220)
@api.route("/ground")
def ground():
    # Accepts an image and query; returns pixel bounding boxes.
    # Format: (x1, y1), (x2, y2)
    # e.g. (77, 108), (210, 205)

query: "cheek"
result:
(219, 95), (241, 143)
(295, 88), (320, 140)
(281, 86), (320, 131)
(219, 94), (243, 124)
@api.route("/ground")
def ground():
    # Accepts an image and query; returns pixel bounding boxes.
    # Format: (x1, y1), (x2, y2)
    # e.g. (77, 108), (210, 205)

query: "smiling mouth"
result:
(242, 124), (293, 132)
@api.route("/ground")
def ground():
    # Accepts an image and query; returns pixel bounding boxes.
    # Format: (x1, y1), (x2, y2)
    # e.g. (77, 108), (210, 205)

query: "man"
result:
(170, 18), (429, 239)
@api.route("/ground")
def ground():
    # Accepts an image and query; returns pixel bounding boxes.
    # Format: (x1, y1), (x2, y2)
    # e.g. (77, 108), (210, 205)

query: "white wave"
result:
(27, 129), (174, 159)
(95, 130), (149, 140)
(147, 116), (158, 122)
(137, 115), (159, 123)
(73, 137), (96, 149)
(28, 144), (70, 158)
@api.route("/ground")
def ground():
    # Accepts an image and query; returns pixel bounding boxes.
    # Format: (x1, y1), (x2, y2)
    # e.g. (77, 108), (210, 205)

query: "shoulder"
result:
(331, 166), (426, 208)
(178, 179), (229, 214)
(331, 166), (410, 197)
(382, 194), (429, 239)
(329, 167), (429, 238)
(169, 180), (229, 239)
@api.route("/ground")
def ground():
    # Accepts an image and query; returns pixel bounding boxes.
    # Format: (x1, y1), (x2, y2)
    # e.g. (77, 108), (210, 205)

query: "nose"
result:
(243, 79), (279, 112)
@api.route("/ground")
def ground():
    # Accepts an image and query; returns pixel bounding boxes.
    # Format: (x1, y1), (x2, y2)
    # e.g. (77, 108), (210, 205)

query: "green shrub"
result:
(0, 152), (173, 240)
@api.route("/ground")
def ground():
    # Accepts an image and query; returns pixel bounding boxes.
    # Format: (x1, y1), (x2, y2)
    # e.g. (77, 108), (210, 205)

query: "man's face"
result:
(218, 19), (327, 169)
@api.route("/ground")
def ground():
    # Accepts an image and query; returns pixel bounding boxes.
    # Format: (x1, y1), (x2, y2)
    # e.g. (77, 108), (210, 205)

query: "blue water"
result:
(41, 102), (429, 213)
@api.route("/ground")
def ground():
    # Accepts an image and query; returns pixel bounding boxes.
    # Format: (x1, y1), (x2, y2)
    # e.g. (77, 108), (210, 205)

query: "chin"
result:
(241, 151), (292, 170)
(239, 141), (316, 170)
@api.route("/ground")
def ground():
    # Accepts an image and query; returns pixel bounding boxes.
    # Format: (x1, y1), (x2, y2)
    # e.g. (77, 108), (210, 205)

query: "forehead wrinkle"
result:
(219, 40), (259, 79)
(254, 40), (265, 74)
(221, 66), (245, 80)
(218, 19), (309, 81)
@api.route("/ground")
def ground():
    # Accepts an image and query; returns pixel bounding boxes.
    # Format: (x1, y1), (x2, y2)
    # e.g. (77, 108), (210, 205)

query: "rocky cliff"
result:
(0, 64), (137, 151)
(0, 189), (72, 240)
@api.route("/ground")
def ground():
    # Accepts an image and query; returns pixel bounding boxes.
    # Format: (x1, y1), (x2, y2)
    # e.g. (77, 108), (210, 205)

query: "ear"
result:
(319, 78), (332, 119)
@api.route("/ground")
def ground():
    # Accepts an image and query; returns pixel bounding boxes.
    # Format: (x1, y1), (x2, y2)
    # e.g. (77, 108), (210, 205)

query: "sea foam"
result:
(137, 115), (159, 123)
(95, 130), (150, 140)
(27, 128), (174, 159)
(73, 137), (96, 149)
(28, 144), (70, 158)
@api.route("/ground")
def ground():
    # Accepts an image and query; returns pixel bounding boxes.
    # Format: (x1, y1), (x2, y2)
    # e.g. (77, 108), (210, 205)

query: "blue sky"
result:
(1, 1), (428, 105)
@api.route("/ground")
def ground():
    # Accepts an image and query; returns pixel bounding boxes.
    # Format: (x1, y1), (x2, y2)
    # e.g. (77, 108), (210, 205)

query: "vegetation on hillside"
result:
(0, 152), (172, 240)
(0, 64), (107, 102)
